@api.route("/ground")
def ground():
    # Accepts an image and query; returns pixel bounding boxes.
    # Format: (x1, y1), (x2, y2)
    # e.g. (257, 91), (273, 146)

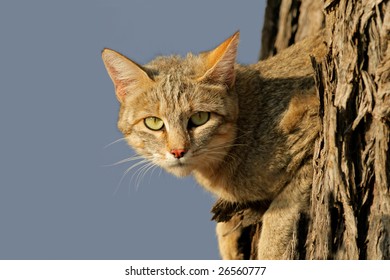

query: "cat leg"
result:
(256, 166), (312, 259)
(216, 216), (246, 260)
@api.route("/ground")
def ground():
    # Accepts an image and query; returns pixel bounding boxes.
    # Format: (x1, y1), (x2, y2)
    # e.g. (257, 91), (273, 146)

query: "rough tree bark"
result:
(260, 0), (325, 59)
(260, 0), (390, 259)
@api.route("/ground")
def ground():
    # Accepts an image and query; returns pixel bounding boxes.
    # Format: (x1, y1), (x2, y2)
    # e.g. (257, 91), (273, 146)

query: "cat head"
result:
(102, 32), (239, 177)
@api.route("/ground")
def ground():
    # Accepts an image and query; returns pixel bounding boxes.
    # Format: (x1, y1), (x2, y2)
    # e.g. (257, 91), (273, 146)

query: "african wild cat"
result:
(101, 32), (327, 259)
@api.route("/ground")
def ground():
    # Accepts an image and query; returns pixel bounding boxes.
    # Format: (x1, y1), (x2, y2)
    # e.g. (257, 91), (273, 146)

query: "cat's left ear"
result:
(198, 31), (240, 88)
(101, 48), (153, 103)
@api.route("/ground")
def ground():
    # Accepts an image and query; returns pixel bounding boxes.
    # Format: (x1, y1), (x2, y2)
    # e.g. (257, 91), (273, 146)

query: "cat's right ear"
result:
(197, 31), (240, 88)
(101, 49), (153, 103)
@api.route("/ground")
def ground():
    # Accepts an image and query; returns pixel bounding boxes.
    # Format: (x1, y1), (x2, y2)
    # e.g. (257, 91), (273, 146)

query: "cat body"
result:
(102, 32), (327, 259)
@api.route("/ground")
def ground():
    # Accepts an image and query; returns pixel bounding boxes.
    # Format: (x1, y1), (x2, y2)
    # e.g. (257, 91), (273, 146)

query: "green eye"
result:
(144, 117), (164, 131)
(189, 112), (210, 127)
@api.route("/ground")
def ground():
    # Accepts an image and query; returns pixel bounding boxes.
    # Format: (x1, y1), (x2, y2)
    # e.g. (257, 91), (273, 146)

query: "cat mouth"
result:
(166, 160), (188, 168)
(163, 160), (194, 177)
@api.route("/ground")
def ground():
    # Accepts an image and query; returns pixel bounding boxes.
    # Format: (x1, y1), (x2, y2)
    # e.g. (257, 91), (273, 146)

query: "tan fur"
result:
(216, 215), (247, 259)
(102, 31), (327, 259)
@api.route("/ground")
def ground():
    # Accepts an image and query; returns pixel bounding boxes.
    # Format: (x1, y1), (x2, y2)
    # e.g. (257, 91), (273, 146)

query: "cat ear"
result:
(198, 31), (240, 88)
(101, 48), (153, 103)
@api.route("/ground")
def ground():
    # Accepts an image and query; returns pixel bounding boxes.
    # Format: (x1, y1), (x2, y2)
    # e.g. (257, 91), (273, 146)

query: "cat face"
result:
(102, 32), (239, 177)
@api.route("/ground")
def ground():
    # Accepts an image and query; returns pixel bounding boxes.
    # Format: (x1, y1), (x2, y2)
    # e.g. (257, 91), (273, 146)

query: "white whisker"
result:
(104, 154), (144, 167)
(133, 162), (158, 191)
(148, 165), (160, 184)
(132, 162), (151, 190)
(104, 137), (127, 149)
(112, 159), (150, 196)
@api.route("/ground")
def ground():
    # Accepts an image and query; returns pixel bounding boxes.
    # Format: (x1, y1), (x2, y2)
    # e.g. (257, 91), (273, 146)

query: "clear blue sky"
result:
(0, 0), (265, 259)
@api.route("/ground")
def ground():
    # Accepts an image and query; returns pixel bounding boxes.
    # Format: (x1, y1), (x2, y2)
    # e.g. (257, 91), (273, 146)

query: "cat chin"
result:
(165, 165), (193, 177)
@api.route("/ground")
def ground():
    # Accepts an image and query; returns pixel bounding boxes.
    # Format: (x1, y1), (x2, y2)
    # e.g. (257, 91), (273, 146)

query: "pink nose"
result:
(170, 149), (187, 159)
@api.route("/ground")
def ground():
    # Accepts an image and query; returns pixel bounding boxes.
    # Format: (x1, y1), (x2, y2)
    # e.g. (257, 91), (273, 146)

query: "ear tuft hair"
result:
(198, 31), (240, 88)
(101, 49), (153, 103)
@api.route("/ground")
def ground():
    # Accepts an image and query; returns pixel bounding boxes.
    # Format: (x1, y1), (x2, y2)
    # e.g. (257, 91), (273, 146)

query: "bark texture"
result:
(260, 0), (325, 59)
(307, 0), (390, 260)
(260, 0), (390, 259)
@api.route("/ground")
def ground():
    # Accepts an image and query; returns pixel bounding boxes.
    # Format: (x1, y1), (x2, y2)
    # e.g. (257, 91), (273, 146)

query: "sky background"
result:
(0, 0), (265, 259)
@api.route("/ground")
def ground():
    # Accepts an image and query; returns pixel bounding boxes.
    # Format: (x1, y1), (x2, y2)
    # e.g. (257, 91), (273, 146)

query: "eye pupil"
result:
(189, 112), (210, 128)
(144, 117), (164, 131)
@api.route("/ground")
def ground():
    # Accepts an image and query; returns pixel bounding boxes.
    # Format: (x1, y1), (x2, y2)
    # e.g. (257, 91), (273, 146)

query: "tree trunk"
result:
(260, 0), (325, 59)
(260, 0), (390, 259)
